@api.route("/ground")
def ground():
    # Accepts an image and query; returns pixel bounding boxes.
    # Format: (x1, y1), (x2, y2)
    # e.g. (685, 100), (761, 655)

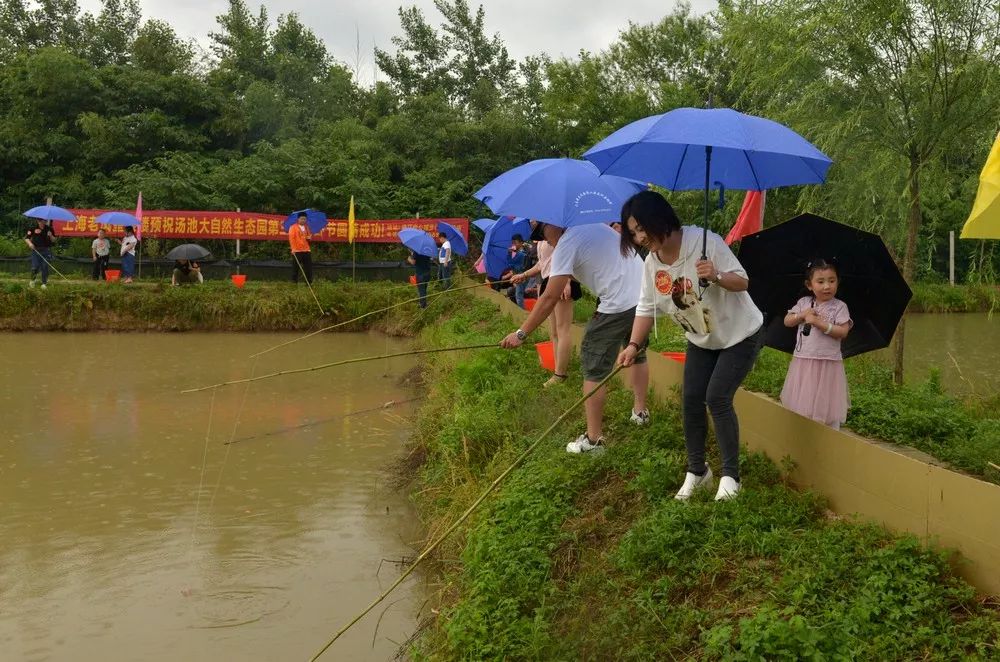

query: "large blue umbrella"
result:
(24, 205), (76, 222)
(474, 158), (643, 228)
(472, 218), (496, 234)
(398, 228), (438, 258)
(96, 211), (141, 226)
(283, 208), (328, 234)
(436, 221), (468, 256)
(583, 107), (832, 268)
(482, 216), (531, 279)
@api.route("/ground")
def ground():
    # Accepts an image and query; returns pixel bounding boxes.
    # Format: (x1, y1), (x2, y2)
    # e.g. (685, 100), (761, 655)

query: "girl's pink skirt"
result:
(780, 357), (850, 429)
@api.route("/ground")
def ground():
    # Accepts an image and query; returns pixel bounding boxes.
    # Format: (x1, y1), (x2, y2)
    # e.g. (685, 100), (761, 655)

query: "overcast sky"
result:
(79, 0), (718, 82)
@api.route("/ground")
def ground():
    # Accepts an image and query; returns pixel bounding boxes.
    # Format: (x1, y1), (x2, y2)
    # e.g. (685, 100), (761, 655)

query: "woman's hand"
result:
(695, 259), (717, 282)
(560, 282), (572, 300)
(617, 344), (639, 367)
(510, 272), (527, 285)
(499, 331), (523, 349)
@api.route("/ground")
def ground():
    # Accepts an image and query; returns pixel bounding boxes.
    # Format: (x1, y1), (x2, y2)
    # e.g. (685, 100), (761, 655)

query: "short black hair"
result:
(297, 213), (307, 219)
(124, 225), (134, 234)
(619, 190), (681, 256)
(511, 234), (524, 242)
(805, 258), (838, 281)
(438, 231), (447, 238)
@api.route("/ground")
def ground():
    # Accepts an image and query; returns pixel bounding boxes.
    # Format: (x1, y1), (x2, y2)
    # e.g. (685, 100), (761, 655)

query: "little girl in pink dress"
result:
(780, 259), (853, 429)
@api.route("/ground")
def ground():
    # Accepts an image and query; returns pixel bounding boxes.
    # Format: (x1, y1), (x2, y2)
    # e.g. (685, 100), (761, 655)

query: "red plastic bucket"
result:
(524, 297), (538, 311)
(104, 269), (121, 282)
(231, 274), (247, 288)
(535, 341), (555, 371)
(409, 275), (417, 285)
(662, 351), (686, 363)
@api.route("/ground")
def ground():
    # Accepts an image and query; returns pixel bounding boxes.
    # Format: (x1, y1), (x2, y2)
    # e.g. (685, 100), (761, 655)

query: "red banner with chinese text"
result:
(54, 210), (468, 243)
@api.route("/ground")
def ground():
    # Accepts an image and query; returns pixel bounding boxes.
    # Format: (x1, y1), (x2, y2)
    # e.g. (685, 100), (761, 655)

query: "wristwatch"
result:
(515, 329), (527, 341)
(712, 271), (725, 284)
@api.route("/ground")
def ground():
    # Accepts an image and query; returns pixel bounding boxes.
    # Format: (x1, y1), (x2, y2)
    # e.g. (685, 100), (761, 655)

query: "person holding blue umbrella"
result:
(288, 212), (314, 284)
(24, 217), (57, 289)
(399, 228), (437, 308)
(488, 158), (650, 454)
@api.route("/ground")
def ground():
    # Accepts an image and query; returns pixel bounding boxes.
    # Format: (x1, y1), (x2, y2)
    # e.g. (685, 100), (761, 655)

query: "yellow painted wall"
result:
(476, 286), (1000, 595)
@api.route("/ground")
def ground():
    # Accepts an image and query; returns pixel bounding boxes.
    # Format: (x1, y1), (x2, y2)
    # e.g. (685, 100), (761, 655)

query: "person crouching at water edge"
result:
(171, 259), (203, 286)
(119, 226), (138, 284)
(288, 213), (313, 284)
(616, 191), (763, 501)
(500, 220), (650, 453)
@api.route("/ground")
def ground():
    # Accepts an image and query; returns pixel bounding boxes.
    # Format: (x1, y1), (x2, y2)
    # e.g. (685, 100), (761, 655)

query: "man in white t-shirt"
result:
(500, 221), (649, 453)
(436, 232), (453, 289)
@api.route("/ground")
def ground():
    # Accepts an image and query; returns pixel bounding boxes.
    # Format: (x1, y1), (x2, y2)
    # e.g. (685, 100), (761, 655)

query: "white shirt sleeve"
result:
(635, 256), (656, 318)
(548, 237), (575, 278)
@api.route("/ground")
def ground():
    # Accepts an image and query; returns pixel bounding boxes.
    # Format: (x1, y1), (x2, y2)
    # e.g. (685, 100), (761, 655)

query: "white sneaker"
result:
(630, 409), (650, 425)
(28, 279), (35, 288)
(40, 283), (47, 289)
(714, 476), (741, 501)
(566, 433), (605, 454)
(675, 467), (714, 500)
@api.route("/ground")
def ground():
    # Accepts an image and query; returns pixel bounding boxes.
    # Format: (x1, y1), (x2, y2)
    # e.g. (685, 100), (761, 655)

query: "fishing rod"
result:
(223, 396), (426, 445)
(183, 343), (501, 394)
(308, 363), (628, 661)
(29, 248), (70, 282)
(292, 252), (327, 316)
(248, 277), (511, 359)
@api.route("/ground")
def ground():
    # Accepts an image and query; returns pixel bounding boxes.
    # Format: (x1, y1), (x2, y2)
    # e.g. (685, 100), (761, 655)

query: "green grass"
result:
(407, 294), (1000, 660)
(910, 282), (1000, 313)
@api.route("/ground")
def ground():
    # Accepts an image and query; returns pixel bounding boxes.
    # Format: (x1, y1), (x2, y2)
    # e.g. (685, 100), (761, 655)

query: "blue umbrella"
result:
(283, 208), (328, 234)
(398, 228), (438, 258)
(472, 218), (496, 234)
(583, 106), (832, 273)
(24, 205), (76, 222)
(96, 211), (141, 226)
(474, 158), (643, 228)
(482, 216), (531, 279)
(436, 221), (468, 256)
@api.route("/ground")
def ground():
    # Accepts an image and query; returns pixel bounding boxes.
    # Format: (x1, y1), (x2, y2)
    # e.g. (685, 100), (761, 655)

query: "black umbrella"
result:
(738, 213), (912, 358)
(165, 244), (211, 261)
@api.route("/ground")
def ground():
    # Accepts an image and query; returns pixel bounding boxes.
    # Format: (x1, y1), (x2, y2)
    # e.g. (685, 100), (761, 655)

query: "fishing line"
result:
(207, 356), (259, 512)
(308, 364), (627, 661)
(29, 248), (70, 281)
(293, 252), (327, 316)
(188, 387), (217, 556)
(186, 343), (501, 394)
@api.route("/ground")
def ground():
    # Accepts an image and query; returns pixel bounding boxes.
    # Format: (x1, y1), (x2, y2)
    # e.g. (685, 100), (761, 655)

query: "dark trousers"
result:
(92, 255), (109, 280)
(682, 328), (762, 481)
(415, 272), (430, 308)
(292, 252), (313, 283)
(30, 249), (52, 284)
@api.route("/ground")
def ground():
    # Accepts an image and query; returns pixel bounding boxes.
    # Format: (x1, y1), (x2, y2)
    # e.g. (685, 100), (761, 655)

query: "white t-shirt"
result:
(439, 240), (452, 264)
(549, 223), (642, 314)
(121, 235), (137, 256)
(92, 238), (110, 257)
(636, 226), (763, 350)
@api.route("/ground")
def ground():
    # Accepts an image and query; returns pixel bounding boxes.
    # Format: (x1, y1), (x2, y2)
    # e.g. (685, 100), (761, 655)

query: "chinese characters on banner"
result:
(54, 210), (469, 243)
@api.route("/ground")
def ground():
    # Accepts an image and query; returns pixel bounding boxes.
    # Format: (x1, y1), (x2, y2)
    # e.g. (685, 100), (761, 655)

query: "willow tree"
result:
(721, 0), (1000, 383)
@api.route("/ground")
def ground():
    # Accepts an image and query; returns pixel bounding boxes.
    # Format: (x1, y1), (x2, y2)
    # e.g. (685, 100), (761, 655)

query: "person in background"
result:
(617, 191), (763, 502)
(25, 218), (56, 289)
(500, 221), (649, 454)
(288, 213), (313, 283)
(436, 232), (453, 289)
(407, 250), (432, 308)
(171, 259), (203, 286)
(91, 228), (110, 281)
(508, 234), (528, 308)
(511, 228), (582, 387)
(780, 259), (852, 429)
(119, 226), (138, 284)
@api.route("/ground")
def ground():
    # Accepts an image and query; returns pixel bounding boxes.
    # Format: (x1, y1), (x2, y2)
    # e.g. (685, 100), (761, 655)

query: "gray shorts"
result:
(580, 306), (646, 382)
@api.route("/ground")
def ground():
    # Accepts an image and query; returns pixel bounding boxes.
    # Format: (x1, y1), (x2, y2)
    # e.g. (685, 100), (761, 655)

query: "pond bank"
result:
(403, 292), (1000, 659)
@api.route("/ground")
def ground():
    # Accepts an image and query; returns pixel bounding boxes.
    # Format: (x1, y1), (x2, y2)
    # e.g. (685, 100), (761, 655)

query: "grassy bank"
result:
(0, 277), (455, 333)
(407, 294), (1000, 659)
(909, 283), (999, 313)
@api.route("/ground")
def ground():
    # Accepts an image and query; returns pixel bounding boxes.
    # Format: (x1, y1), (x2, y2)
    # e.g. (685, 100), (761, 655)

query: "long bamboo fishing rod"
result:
(292, 252), (327, 316)
(183, 343), (500, 394)
(29, 248), (70, 281)
(248, 277), (511, 359)
(308, 363), (627, 661)
(223, 396), (426, 445)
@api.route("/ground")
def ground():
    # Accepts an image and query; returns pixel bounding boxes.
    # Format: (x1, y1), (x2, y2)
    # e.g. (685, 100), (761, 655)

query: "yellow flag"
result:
(961, 131), (1000, 240)
(348, 196), (356, 244)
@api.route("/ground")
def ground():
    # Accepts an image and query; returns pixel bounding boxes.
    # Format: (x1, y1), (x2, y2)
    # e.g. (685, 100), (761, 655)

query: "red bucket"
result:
(231, 274), (247, 288)
(662, 351), (686, 363)
(409, 275), (417, 285)
(535, 341), (555, 371)
(524, 297), (538, 311)
(104, 269), (121, 282)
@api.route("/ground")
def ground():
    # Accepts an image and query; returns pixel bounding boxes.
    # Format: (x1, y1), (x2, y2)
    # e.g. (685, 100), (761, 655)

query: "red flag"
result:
(725, 190), (766, 245)
(135, 192), (143, 240)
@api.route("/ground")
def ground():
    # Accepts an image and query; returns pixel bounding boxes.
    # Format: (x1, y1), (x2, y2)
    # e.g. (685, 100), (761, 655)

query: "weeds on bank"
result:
(410, 293), (1000, 660)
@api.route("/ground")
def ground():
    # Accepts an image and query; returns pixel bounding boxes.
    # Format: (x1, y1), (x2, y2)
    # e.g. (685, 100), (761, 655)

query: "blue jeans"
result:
(514, 281), (526, 308)
(30, 249), (52, 284)
(121, 253), (136, 278)
(439, 263), (452, 289)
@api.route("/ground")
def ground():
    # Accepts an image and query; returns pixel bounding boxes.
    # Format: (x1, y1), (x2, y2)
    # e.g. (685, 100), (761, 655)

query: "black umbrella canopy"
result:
(738, 213), (912, 358)
(165, 243), (211, 261)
